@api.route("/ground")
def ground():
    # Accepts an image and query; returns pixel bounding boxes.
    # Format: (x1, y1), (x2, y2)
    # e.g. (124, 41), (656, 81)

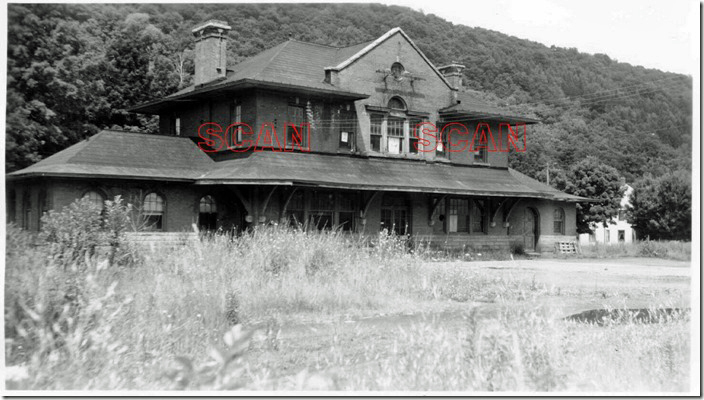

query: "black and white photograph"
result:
(1, 0), (699, 394)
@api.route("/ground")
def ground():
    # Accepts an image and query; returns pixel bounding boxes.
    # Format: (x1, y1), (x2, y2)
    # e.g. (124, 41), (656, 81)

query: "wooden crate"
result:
(555, 240), (578, 254)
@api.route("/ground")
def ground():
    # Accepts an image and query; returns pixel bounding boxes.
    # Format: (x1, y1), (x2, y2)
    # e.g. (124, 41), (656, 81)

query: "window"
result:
(339, 130), (355, 151)
(370, 114), (383, 152)
(175, 117), (181, 136)
(142, 193), (165, 231)
(553, 207), (565, 235)
(605, 229), (611, 243)
(388, 96), (406, 110)
(409, 118), (422, 154)
(437, 126), (449, 158)
(310, 191), (335, 230)
(38, 189), (48, 229)
(390, 63), (405, 80)
(475, 147), (487, 163)
(83, 190), (106, 210)
(387, 117), (404, 154)
(229, 101), (242, 147)
(446, 198), (469, 233)
(198, 195), (218, 231)
(618, 209), (626, 221)
(22, 191), (30, 230)
(337, 193), (356, 232)
(618, 230), (625, 243)
(381, 193), (410, 236)
(286, 104), (307, 149)
(471, 200), (486, 233)
(286, 191), (305, 226)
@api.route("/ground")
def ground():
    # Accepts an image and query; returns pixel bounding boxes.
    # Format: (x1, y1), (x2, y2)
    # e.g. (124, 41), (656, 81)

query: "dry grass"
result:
(4, 224), (691, 392)
(579, 240), (691, 261)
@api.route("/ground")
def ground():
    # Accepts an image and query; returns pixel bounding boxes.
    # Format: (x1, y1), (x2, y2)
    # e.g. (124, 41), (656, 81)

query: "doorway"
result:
(523, 207), (539, 251)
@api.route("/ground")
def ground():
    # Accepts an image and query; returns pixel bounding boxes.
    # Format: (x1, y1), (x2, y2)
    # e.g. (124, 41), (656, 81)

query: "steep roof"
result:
(7, 130), (214, 181)
(130, 39), (375, 113)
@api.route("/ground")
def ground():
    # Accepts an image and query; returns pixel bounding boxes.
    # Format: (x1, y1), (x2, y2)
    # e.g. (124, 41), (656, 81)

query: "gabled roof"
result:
(325, 27), (454, 90)
(7, 130), (214, 181)
(507, 168), (590, 202)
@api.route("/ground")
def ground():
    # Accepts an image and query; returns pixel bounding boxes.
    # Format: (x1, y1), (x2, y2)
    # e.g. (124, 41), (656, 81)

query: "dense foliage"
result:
(628, 171), (692, 241)
(6, 3), (692, 235)
(552, 157), (625, 234)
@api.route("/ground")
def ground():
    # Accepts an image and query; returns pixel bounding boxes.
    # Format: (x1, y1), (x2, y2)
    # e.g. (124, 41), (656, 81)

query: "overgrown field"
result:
(4, 221), (691, 392)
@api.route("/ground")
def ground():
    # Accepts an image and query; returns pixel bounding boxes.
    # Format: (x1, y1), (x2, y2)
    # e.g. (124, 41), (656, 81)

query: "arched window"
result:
(83, 190), (106, 210)
(391, 62), (405, 80)
(198, 195), (218, 231)
(387, 96), (406, 111)
(553, 207), (565, 234)
(142, 192), (165, 231)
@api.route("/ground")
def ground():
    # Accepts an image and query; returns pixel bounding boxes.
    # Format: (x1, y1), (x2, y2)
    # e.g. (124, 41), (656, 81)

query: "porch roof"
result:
(197, 151), (587, 201)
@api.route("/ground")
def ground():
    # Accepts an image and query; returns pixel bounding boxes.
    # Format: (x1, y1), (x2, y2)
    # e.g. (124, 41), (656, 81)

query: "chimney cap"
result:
(438, 63), (466, 73)
(192, 19), (231, 34)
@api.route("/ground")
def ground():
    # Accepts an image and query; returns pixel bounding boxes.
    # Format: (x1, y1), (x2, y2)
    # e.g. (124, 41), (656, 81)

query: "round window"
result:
(391, 62), (405, 80)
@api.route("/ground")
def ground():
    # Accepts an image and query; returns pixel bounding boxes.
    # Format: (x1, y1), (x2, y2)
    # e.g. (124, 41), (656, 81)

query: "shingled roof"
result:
(8, 130), (587, 202)
(196, 151), (587, 201)
(130, 39), (374, 114)
(439, 92), (540, 123)
(7, 130), (214, 181)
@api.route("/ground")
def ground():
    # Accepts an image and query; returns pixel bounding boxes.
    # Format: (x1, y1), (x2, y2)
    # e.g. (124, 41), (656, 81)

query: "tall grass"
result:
(4, 223), (690, 391)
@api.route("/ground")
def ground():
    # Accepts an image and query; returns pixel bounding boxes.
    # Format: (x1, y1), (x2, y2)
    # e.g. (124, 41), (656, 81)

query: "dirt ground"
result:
(246, 256), (693, 386)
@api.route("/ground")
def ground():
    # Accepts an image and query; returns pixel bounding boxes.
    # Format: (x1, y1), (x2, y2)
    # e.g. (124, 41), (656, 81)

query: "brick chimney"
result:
(438, 63), (466, 103)
(192, 20), (231, 86)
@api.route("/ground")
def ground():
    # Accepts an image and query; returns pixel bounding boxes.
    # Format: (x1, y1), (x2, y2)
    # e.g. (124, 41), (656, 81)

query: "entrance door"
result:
(523, 207), (539, 251)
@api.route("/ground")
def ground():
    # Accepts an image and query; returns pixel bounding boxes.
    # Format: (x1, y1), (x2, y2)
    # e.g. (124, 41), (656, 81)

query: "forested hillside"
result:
(6, 3), (692, 184)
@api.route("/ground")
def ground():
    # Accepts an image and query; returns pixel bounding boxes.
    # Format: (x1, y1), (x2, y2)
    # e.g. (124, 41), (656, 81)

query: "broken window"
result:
(387, 117), (404, 154)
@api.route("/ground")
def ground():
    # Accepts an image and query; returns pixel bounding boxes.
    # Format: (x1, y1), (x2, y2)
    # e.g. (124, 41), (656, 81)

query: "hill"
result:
(6, 3), (692, 183)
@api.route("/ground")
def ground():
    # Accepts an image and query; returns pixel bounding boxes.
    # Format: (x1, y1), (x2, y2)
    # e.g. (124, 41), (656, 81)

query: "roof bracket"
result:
(428, 194), (448, 226)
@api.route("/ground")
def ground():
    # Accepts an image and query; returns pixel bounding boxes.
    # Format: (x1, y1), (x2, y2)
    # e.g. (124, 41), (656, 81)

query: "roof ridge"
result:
(288, 38), (341, 49)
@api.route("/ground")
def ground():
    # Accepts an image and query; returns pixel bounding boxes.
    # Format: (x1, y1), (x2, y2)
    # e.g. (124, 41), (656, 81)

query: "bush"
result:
(39, 196), (133, 267)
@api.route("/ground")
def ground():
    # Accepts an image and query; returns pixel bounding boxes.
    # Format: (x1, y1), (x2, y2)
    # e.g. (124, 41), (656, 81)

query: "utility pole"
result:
(546, 161), (550, 186)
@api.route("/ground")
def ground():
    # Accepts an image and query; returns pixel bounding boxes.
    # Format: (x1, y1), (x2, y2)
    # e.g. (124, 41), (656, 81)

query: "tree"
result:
(628, 171), (691, 241)
(555, 157), (625, 234)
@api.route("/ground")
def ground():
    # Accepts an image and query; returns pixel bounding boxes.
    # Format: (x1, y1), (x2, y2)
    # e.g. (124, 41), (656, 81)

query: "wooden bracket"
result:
(280, 187), (299, 219)
(228, 186), (252, 216)
(260, 186), (278, 219)
(503, 198), (522, 222)
(361, 191), (380, 218)
(491, 198), (505, 223)
(428, 194), (448, 226)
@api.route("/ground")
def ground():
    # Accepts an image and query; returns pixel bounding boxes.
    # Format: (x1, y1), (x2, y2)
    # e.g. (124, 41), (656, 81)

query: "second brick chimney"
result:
(192, 20), (231, 86)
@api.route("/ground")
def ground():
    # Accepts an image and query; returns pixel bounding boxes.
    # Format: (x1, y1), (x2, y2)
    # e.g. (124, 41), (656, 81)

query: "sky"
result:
(381, 0), (699, 76)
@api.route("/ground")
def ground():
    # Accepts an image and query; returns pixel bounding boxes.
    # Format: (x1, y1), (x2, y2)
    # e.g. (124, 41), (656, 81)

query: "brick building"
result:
(7, 21), (586, 252)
